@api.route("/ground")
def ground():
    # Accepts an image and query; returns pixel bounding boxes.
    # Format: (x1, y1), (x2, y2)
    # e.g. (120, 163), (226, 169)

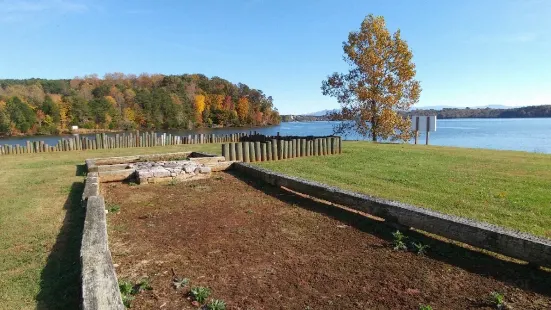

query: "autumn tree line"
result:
(0, 73), (281, 136)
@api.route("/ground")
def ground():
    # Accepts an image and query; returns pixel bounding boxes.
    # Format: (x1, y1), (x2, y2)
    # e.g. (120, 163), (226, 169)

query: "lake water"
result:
(1, 118), (551, 154)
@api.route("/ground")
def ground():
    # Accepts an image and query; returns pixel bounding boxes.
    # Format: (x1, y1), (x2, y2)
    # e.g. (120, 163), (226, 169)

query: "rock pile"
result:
(132, 160), (212, 184)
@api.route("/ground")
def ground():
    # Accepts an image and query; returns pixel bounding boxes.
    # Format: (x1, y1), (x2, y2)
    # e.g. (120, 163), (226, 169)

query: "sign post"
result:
(414, 117), (420, 144)
(411, 116), (436, 145)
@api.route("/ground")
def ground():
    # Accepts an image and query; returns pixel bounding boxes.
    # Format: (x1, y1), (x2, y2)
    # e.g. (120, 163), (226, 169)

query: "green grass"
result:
(0, 144), (219, 310)
(258, 141), (551, 238)
(2, 140), (551, 308)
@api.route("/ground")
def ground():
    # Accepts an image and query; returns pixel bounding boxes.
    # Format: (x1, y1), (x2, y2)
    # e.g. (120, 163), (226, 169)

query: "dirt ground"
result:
(103, 172), (551, 310)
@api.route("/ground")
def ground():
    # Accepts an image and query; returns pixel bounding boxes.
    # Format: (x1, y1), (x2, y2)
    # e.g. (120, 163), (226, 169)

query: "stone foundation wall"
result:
(81, 175), (125, 310)
(134, 161), (211, 184)
(80, 151), (233, 309)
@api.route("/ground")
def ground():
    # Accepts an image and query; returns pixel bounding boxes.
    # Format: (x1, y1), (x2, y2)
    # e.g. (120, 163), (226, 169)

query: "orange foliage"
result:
(49, 94), (62, 104)
(206, 94), (224, 110)
(36, 110), (46, 124)
(104, 96), (117, 107)
(109, 86), (125, 106)
(236, 97), (249, 121)
(254, 111), (264, 124)
(321, 14), (420, 141)
(223, 96), (233, 110)
(170, 94), (182, 105)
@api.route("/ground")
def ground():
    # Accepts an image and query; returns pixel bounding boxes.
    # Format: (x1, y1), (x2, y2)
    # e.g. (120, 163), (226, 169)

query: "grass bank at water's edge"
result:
(258, 141), (551, 238)
(0, 144), (219, 310)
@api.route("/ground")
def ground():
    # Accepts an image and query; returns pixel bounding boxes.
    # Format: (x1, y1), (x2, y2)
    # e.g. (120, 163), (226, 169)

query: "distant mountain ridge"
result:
(294, 104), (551, 121)
(408, 105), (551, 119)
(304, 105), (512, 116)
(305, 109), (339, 116)
(412, 105), (511, 110)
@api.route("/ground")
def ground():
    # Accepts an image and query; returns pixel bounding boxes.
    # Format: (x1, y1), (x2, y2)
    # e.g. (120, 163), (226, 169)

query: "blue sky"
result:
(1, 0), (550, 114)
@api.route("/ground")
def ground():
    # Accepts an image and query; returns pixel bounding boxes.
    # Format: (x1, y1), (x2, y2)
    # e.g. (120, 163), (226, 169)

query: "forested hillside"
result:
(0, 73), (280, 136)
(408, 105), (551, 119)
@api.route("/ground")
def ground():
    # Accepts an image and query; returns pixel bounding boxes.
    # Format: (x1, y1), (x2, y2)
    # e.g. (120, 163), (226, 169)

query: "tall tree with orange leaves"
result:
(236, 97), (249, 122)
(322, 14), (421, 141)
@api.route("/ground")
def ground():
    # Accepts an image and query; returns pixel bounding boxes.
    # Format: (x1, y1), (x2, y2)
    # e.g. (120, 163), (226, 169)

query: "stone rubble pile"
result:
(131, 160), (212, 184)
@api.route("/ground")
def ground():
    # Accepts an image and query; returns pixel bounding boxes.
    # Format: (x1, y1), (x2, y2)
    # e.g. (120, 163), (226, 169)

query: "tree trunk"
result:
(371, 100), (377, 142)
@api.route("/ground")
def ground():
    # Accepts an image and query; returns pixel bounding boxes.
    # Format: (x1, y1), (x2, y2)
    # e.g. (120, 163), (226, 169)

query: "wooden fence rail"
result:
(0, 131), (252, 156)
(221, 136), (342, 162)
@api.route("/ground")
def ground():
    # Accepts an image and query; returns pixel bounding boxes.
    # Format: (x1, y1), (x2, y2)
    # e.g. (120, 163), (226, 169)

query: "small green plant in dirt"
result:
(173, 277), (189, 289)
(108, 204), (121, 213)
(118, 278), (153, 308)
(128, 181), (138, 187)
(135, 278), (153, 293)
(411, 242), (430, 255)
(119, 280), (134, 308)
(419, 305), (433, 310)
(168, 178), (179, 186)
(207, 299), (227, 310)
(489, 292), (507, 309)
(190, 286), (211, 303)
(392, 230), (408, 251)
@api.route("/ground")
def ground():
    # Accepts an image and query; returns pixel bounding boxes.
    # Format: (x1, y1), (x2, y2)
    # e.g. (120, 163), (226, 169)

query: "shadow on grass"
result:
(36, 181), (85, 309)
(231, 171), (551, 298)
(75, 164), (87, 177)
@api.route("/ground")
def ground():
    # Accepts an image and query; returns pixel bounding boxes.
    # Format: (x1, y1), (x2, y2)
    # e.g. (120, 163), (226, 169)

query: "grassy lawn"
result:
(2, 140), (550, 309)
(0, 144), (219, 310)
(258, 141), (551, 238)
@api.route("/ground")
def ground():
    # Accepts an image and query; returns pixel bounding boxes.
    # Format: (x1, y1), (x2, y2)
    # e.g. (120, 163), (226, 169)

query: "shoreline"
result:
(0, 124), (280, 140)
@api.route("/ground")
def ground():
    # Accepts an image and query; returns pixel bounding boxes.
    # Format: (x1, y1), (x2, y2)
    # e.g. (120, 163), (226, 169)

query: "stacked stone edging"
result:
(82, 172), (100, 206)
(134, 160), (211, 184)
(81, 175), (125, 309)
(233, 162), (551, 267)
(86, 151), (193, 172)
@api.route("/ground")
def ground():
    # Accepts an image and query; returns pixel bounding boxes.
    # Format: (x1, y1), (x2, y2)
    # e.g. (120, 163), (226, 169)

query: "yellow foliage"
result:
(322, 14), (421, 141)
(123, 108), (135, 122)
(0, 100), (5, 110)
(44, 115), (54, 126)
(104, 113), (112, 128)
(104, 96), (117, 107)
(59, 105), (69, 130)
(194, 95), (206, 123)
(194, 95), (206, 114)
(236, 97), (249, 121)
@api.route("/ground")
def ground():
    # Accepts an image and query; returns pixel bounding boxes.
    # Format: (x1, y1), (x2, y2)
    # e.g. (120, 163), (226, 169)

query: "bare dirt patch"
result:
(103, 173), (551, 310)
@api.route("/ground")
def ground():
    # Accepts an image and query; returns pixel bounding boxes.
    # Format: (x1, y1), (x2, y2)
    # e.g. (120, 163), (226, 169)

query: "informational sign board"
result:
(411, 115), (436, 145)
(411, 115), (437, 132)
